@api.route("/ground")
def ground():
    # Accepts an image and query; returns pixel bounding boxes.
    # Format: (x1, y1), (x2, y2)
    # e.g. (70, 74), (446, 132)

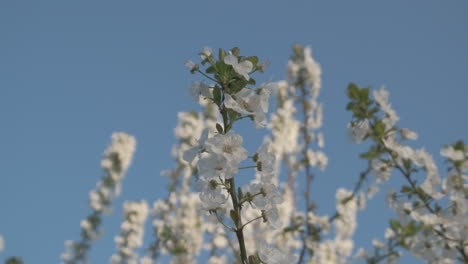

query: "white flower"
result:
(205, 131), (248, 167)
(385, 228), (396, 239)
(372, 239), (386, 249)
(243, 182), (283, 210)
(441, 145), (465, 161)
(371, 159), (392, 182)
(198, 153), (237, 180)
(189, 82), (211, 101)
(317, 132), (325, 148)
(303, 46), (322, 91)
(224, 86), (273, 128)
(208, 255), (227, 264)
(306, 149), (328, 170)
(111, 200), (149, 263)
(348, 119), (370, 143)
(258, 242), (298, 264)
(401, 128), (418, 140)
(354, 248), (369, 259)
(256, 140), (276, 181)
(185, 60), (196, 70)
(224, 54), (253, 80)
(200, 47), (213, 60)
(199, 187), (228, 210)
(195, 179), (228, 210)
(420, 170), (444, 199)
(140, 256), (153, 264)
(287, 46), (321, 92)
(373, 87), (399, 127)
(183, 128), (209, 163)
(102, 132), (137, 175)
(308, 211), (330, 234)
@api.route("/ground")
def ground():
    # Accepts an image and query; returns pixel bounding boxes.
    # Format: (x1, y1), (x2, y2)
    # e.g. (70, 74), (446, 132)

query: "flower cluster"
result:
(347, 83), (468, 263)
(149, 101), (220, 263)
(111, 200), (149, 264)
(181, 47), (299, 263)
(61, 132), (136, 264)
(29, 46), (465, 264)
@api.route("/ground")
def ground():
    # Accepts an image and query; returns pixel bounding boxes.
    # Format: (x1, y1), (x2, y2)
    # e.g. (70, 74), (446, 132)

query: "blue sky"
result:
(0, 1), (467, 263)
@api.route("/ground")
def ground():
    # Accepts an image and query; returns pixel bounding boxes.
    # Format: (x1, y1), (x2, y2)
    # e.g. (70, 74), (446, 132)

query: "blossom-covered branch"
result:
(61, 132), (136, 264)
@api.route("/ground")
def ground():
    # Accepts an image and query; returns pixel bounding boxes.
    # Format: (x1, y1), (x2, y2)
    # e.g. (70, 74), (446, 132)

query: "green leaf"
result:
(206, 66), (216, 74)
(216, 60), (228, 75)
(230, 209), (239, 223)
(230, 47), (240, 56)
(216, 123), (224, 134)
(245, 56), (258, 66)
(346, 102), (356, 111)
(390, 218), (400, 231)
(374, 120), (386, 137)
(238, 187), (243, 200)
(359, 87), (370, 101)
(403, 221), (421, 236)
(248, 255), (261, 264)
(368, 107), (379, 116)
(218, 48), (226, 61)
(213, 85), (221, 105)
(6, 258), (24, 264)
(347, 83), (360, 100)
(401, 185), (412, 193)
(247, 78), (256, 86)
(360, 151), (376, 160)
(227, 109), (240, 123)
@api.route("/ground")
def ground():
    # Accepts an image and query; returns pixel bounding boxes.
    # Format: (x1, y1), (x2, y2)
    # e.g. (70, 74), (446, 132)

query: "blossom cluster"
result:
(5, 45), (460, 264)
(111, 200), (149, 264)
(61, 132), (137, 264)
(347, 83), (468, 263)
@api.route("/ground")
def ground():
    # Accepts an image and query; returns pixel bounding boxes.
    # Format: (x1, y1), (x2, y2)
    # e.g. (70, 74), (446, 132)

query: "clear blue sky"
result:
(0, 1), (467, 263)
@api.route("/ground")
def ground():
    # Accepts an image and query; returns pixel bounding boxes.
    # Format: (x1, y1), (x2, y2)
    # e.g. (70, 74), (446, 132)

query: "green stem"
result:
(241, 215), (263, 229)
(214, 210), (236, 232)
(228, 177), (248, 263)
(197, 69), (218, 83)
(238, 165), (257, 170)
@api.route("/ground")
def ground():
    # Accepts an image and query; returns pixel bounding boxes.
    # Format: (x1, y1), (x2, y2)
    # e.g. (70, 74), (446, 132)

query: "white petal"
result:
(223, 54), (238, 66)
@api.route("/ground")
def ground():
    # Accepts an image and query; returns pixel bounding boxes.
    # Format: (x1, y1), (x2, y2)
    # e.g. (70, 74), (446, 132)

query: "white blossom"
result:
(306, 149), (328, 170)
(198, 154), (237, 180)
(183, 128), (209, 163)
(189, 82), (211, 101)
(224, 54), (253, 80)
(243, 182), (283, 210)
(205, 131), (248, 168)
(111, 200), (149, 264)
(371, 158), (392, 182)
(441, 145), (465, 161)
(401, 128), (418, 140)
(200, 47), (212, 60)
(224, 85), (274, 128)
(348, 119), (370, 144)
(258, 242), (298, 264)
(373, 87), (399, 128)
(140, 256), (153, 264)
(185, 60), (196, 71)
(255, 140), (276, 181)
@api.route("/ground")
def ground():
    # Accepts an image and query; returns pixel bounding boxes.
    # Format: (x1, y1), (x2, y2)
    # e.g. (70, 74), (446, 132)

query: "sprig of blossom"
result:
(110, 200), (149, 264)
(347, 83), (468, 263)
(149, 90), (219, 263)
(61, 132), (136, 264)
